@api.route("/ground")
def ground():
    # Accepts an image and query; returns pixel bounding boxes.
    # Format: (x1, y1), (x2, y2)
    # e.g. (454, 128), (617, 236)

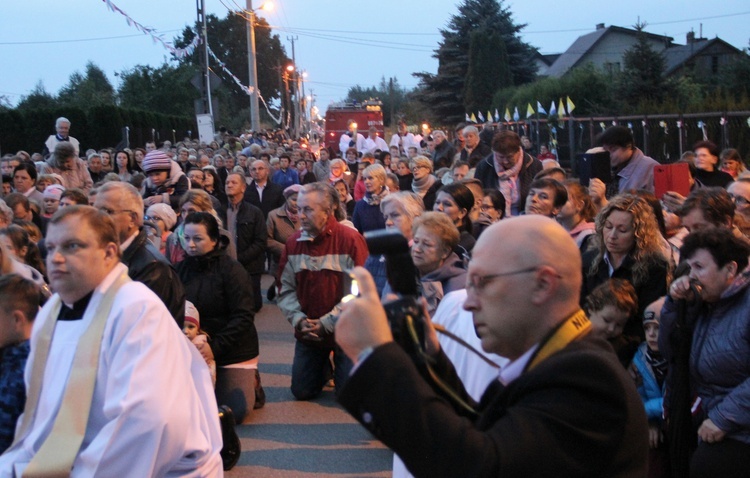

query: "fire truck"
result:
(323, 99), (384, 155)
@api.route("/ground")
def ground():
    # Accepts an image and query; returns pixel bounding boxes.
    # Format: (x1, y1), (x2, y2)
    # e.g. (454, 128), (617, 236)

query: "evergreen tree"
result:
(57, 62), (116, 110)
(414, 0), (537, 124)
(618, 23), (669, 107)
(464, 28), (512, 114)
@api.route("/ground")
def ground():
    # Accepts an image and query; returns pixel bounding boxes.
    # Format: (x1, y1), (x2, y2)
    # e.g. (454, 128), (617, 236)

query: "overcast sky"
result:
(2, 0), (748, 116)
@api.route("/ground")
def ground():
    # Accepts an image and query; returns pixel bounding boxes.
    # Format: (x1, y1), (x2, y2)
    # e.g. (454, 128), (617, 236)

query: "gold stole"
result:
(14, 271), (130, 478)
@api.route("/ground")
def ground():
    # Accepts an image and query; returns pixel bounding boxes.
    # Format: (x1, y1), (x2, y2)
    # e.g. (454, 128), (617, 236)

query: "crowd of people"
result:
(0, 114), (749, 476)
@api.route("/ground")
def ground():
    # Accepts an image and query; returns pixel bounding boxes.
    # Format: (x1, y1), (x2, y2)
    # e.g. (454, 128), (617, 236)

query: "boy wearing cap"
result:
(141, 150), (189, 209)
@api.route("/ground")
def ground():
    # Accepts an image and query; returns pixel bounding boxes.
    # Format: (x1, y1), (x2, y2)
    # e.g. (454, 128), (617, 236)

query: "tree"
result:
(57, 62), (116, 109)
(174, 12), (290, 130)
(413, 0), (537, 124)
(118, 63), (199, 117)
(464, 28), (512, 114)
(15, 81), (59, 111)
(617, 23), (669, 109)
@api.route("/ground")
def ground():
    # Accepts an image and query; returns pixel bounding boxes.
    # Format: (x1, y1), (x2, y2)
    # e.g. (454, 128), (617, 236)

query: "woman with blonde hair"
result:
(410, 156), (441, 210)
(581, 194), (670, 354)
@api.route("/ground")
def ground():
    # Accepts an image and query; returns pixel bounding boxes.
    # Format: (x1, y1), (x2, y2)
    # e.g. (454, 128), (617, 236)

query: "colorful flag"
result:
(478, 111), (485, 122)
(487, 111), (493, 123)
(558, 98), (566, 117)
(470, 113), (477, 123)
(526, 103), (535, 118)
(513, 107), (520, 122)
(504, 108), (511, 122)
(465, 113), (471, 122)
(494, 108), (500, 122)
(566, 96), (575, 114)
(549, 101), (557, 117)
(536, 101), (547, 115)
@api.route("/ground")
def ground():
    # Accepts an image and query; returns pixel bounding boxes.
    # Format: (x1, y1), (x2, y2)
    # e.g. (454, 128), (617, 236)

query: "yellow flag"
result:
(470, 113), (477, 123)
(526, 103), (534, 118)
(558, 98), (566, 116)
(567, 96), (576, 114)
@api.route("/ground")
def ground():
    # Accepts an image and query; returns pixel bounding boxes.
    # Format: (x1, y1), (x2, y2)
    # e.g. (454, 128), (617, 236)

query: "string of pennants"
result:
(465, 97), (576, 124)
(100, 0), (282, 124)
(101, 0), (201, 58)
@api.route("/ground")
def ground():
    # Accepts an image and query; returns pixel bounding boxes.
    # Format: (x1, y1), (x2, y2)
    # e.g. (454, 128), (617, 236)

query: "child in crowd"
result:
(145, 203), (177, 255)
(0, 275), (42, 452)
(585, 278), (639, 367)
(141, 150), (189, 210)
(629, 297), (668, 478)
(42, 184), (65, 218)
(183, 301), (216, 386)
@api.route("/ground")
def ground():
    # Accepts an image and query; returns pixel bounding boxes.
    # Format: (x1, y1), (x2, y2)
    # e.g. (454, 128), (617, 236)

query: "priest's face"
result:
(46, 213), (119, 304)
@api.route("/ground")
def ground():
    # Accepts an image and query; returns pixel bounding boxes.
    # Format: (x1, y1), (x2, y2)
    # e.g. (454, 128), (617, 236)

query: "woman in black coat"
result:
(177, 211), (260, 424)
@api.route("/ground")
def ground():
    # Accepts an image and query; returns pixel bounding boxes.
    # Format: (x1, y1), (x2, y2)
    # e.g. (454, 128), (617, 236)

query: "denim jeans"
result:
(291, 339), (353, 400)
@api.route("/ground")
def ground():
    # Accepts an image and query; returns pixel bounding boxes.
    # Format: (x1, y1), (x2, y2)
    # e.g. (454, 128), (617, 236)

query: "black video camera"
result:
(363, 229), (427, 354)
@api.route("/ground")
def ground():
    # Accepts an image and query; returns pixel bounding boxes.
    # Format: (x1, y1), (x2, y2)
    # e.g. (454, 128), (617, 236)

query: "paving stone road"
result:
(226, 276), (393, 477)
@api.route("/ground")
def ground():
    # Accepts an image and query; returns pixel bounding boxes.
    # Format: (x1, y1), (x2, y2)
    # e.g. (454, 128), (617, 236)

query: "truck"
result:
(323, 99), (384, 156)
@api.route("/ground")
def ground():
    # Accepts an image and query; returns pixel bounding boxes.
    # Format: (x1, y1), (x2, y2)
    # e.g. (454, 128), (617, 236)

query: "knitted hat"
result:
(141, 150), (172, 173)
(283, 184), (303, 199)
(43, 184), (65, 201)
(185, 301), (200, 327)
(146, 203), (178, 231)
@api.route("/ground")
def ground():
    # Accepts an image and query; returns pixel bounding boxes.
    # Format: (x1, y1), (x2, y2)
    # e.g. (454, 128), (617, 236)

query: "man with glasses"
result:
(93, 182), (185, 325)
(335, 215), (648, 476)
(474, 130), (543, 217)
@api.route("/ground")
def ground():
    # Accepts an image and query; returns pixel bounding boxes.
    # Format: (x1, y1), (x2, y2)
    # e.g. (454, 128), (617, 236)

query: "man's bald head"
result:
(465, 216), (582, 358)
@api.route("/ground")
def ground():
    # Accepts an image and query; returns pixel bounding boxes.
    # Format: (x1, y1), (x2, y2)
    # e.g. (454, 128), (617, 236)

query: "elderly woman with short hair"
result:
(38, 142), (93, 192)
(365, 191), (425, 296)
(410, 156), (442, 211)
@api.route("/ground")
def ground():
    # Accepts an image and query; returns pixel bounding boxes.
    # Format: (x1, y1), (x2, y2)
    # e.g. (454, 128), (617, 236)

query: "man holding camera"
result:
(336, 215), (648, 477)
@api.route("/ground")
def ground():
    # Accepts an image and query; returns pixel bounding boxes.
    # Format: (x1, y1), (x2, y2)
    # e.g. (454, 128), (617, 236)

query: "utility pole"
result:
(197, 0), (213, 118)
(246, 0), (261, 131)
(287, 35), (298, 138)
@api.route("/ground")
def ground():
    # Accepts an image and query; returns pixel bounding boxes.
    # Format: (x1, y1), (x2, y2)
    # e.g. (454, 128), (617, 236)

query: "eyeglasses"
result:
(411, 165), (429, 172)
(729, 194), (750, 206)
(465, 266), (562, 293)
(98, 207), (136, 217)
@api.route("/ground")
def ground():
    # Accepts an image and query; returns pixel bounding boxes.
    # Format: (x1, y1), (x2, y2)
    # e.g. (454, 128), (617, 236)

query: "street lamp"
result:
(245, 1), (273, 132)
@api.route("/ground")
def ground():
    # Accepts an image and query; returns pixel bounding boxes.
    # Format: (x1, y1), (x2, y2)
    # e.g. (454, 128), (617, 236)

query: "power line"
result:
(0, 30), (182, 46)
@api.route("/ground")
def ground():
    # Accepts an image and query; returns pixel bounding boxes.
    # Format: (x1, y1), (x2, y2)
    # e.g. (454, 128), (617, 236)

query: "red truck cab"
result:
(324, 99), (384, 156)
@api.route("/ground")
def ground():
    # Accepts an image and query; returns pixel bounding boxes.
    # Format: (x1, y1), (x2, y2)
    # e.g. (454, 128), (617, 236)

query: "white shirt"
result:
(363, 135), (388, 155)
(393, 289), (507, 478)
(339, 132), (366, 155)
(0, 264), (223, 477)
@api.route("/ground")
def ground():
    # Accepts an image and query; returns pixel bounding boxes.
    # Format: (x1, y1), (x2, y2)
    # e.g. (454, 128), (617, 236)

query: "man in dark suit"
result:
(244, 159), (285, 218)
(335, 215), (648, 477)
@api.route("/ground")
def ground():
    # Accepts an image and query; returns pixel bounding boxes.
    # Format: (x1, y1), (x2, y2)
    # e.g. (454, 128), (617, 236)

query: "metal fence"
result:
(503, 111), (750, 174)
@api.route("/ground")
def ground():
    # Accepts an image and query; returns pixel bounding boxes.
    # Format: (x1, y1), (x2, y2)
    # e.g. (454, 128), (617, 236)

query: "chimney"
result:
(596, 23), (605, 30)
(687, 30), (695, 44)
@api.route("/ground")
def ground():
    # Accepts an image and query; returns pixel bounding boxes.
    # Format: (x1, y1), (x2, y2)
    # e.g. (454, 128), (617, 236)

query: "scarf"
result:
(645, 347), (668, 387)
(285, 203), (299, 223)
(412, 173), (436, 197)
(494, 155), (523, 217)
(364, 186), (389, 206)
